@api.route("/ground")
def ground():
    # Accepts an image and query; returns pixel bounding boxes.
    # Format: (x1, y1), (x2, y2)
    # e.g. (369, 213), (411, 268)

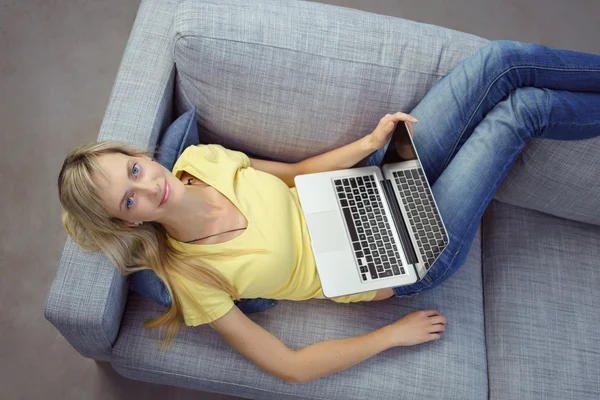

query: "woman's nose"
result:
(135, 180), (159, 196)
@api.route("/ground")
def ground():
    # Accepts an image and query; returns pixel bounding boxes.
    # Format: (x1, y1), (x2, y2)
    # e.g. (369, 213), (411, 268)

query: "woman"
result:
(58, 41), (600, 384)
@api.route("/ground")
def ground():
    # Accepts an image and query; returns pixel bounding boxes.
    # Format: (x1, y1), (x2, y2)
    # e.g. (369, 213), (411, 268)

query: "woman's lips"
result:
(160, 181), (170, 206)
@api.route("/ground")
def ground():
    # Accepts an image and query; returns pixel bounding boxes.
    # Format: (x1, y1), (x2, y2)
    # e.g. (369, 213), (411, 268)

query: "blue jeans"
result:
(367, 41), (600, 296)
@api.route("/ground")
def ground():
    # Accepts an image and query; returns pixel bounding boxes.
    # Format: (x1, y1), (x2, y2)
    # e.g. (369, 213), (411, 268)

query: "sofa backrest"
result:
(171, 0), (489, 163)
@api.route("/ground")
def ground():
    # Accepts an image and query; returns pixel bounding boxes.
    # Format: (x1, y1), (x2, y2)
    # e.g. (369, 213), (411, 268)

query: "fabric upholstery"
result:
(97, 0), (178, 148)
(495, 137), (600, 226)
(45, 239), (128, 361)
(483, 201), (600, 400)
(172, 0), (489, 163)
(112, 229), (486, 400)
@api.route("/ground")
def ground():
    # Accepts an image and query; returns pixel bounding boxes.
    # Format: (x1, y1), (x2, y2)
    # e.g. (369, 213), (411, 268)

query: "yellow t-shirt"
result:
(168, 144), (377, 326)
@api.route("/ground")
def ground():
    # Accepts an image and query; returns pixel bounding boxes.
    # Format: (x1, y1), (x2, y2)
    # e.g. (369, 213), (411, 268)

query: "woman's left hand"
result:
(368, 112), (418, 150)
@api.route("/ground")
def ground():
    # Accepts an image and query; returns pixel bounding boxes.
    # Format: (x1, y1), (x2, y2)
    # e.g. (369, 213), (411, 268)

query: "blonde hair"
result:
(57, 141), (253, 347)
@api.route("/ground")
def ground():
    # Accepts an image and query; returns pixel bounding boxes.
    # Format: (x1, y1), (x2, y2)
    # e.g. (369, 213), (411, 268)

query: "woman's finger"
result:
(393, 112), (418, 123)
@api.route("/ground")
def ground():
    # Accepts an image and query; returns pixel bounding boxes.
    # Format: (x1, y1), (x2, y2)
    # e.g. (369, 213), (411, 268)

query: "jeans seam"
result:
(441, 64), (600, 171)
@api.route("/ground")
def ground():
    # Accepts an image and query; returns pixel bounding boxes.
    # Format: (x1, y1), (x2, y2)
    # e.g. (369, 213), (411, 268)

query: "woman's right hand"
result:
(385, 309), (447, 347)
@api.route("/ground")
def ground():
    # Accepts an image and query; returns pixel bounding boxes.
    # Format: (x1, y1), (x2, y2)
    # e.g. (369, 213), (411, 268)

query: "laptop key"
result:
(341, 207), (359, 241)
(368, 263), (378, 279)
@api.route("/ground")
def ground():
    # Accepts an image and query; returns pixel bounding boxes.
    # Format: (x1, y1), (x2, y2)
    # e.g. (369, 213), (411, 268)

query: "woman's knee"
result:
(508, 87), (550, 136)
(489, 87), (550, 141)
(480, 40), (527, 70)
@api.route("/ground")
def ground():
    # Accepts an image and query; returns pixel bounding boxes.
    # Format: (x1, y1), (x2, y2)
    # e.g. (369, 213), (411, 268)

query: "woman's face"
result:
(94, 153), (184, 225)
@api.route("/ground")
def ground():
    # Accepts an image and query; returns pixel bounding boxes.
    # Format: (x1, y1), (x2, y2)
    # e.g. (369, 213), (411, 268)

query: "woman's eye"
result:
(126, 196), (134, 209)
(132, 163), (140, 177)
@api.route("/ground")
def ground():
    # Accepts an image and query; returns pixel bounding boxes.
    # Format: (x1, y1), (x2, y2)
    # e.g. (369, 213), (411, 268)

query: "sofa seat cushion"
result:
(171, 0), (488, 163)
(483, 201), (600, 400)
(111, 229), (486, 399)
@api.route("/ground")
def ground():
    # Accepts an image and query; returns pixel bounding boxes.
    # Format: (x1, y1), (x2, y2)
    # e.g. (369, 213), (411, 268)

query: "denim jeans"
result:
(367, 41), (600, 296)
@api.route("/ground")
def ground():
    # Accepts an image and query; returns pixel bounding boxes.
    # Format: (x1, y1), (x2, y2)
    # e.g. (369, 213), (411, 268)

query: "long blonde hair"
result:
(57, 141), (249, 347)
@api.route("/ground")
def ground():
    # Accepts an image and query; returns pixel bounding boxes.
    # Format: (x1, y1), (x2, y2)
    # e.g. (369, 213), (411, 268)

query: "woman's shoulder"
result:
(174, 144), (250, 174)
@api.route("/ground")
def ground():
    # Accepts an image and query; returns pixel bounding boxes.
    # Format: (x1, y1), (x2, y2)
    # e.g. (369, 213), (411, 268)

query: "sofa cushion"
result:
(482, 201), (600, 400)
(172, 0), (489, 163)
(112, 228), (486, 399)
(494, 137), (600, 226)
(155, 106), (199, 172)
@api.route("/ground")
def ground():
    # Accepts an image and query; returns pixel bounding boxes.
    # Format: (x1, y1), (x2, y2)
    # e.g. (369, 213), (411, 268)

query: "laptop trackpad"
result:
(305, 211), (348, 254)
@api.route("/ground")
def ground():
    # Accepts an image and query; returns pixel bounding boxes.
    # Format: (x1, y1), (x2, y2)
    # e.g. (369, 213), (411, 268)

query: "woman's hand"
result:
(368, 112), (418, 150)
(384, 310), (446, 347)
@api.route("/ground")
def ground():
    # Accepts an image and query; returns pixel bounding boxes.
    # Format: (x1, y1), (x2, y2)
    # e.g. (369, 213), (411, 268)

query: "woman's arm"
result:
(296, 112), (417, 175)
(250, 112), (417, 187)
(210, 305), (445, 384)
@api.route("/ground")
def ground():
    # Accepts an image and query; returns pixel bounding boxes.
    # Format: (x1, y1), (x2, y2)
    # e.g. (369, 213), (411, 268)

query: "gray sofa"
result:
(45, 0), (600, 399)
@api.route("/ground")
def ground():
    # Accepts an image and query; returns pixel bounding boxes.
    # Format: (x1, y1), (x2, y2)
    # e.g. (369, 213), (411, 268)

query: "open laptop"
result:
(294, 122), (449, 298)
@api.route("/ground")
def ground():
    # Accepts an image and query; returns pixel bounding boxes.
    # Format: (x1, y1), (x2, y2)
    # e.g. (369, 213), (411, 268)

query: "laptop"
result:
(294, 122), (449, 298)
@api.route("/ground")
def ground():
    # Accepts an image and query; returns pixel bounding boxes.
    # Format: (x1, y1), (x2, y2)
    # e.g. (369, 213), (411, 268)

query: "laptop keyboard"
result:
(392, 168), (448, 270)
(333, 175), (406, 282)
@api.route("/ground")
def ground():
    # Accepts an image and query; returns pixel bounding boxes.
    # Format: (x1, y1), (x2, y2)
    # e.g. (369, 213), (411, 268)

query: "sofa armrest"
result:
(45, 240), (128, 361)
(45, 0), (179, 360)
(96, 0), (178, 147)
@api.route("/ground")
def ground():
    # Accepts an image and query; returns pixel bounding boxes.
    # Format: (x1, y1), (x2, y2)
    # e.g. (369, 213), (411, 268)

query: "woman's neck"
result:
(159, 185), (224, 242)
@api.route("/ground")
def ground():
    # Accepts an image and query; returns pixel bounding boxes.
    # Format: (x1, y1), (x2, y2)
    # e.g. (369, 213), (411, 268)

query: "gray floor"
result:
(1, 0), (598, 399)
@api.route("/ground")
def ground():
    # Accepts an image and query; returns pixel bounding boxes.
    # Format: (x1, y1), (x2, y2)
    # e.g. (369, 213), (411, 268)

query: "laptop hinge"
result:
(380, 179), (419, 265)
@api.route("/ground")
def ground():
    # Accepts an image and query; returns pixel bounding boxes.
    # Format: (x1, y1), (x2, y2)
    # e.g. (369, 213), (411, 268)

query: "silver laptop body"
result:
(294, 123), (449, 298)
